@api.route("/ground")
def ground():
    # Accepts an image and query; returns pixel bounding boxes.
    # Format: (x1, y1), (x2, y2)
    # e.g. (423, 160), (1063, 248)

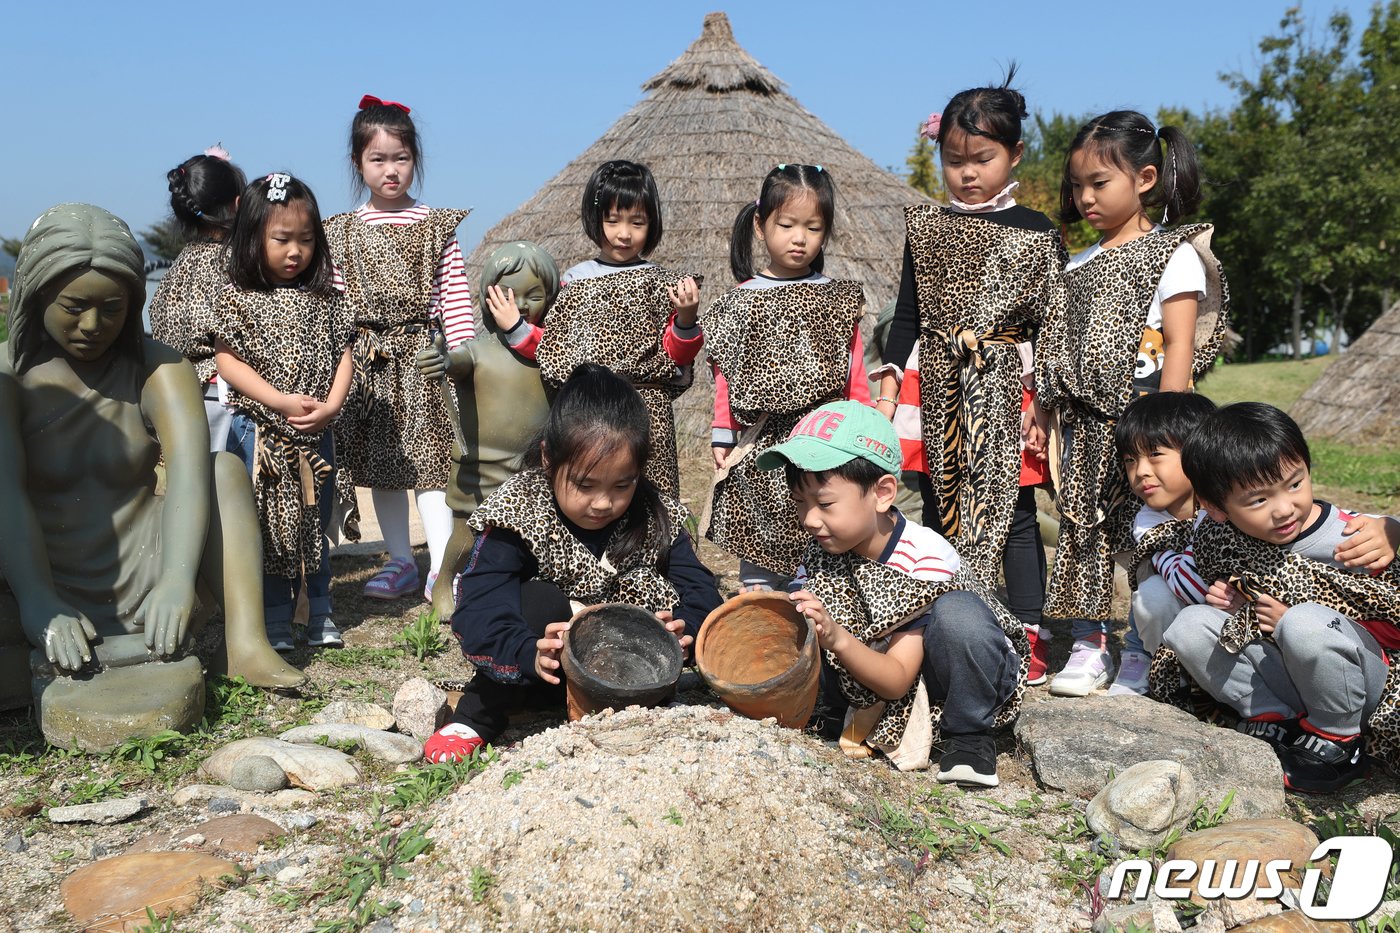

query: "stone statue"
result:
(0, 204), (305, 749)
(416, 241), (558, 620)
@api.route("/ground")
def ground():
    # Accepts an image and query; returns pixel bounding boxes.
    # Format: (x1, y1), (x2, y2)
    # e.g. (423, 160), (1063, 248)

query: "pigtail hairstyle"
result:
(729, 163), (838, 282)
(580, 160), (664, 256)
(166, 154), (247, 239)
(1059, 110), (1203, 226)
(523, 362), (669, 565)
(224, 174), (335, 296)
(935, 63), (1029, 148)
(350, 100), (423, 198)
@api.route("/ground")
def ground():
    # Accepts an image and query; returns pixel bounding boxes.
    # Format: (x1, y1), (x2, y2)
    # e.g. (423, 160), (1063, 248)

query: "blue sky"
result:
(2, 0), (1379, 256)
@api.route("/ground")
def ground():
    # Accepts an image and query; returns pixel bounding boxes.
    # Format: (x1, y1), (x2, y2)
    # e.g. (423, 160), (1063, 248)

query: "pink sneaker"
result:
(1107, 650), (1150, 696)
(363, 558), (419, 600)
(1049, 638), (1115, 697)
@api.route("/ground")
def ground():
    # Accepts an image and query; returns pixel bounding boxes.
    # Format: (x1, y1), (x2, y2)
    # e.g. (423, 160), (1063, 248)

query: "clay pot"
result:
(560, 604), (683, 720)
(695, 591), (820, 729)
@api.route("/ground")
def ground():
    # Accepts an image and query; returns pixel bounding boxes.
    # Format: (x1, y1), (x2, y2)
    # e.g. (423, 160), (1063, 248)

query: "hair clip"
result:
(777, 163), (786, 170)
(203, 143), (231, 161)
(193, 209), (204, 218)
(921, 113), (942, 141)
(359, 94), (411, 114)
(815, 165), (824, 172)
(266, 173), (291, 202)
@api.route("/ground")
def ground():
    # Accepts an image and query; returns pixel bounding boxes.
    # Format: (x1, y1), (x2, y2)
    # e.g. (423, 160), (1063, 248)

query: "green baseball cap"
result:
(756, 401), (901, 476)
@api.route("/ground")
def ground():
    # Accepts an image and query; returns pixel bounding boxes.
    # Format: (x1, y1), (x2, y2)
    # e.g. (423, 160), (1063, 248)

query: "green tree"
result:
(140, 220), (187, 263)
(1, 238), (20, 259)
(906, 127), (941, 198)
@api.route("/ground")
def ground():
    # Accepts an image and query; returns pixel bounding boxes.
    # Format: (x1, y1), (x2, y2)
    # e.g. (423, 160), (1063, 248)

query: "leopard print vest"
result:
(469, 468), (690, 611)
(701, 279), (865, 425)
(904, 206), (1066, 583)
(800, 545), (1029, 749)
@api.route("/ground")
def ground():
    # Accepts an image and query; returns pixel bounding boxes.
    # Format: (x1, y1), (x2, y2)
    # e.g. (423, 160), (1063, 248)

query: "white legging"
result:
(370, 487), (452, 577)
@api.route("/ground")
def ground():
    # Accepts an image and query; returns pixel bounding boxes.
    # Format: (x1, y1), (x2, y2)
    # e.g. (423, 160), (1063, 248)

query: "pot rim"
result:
(560, 602), (684, 694)
(695, 591), (817, 693)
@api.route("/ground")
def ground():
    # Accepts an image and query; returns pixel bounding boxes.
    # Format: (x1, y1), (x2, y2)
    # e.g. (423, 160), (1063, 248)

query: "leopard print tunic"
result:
(1145, 518), (1400, 768)
(701, 280), (865, 575)
(148, 240), (227, 383)
(326, 207), (469, 490)
(1038, 224), (1228, 620)
(800, 544), (1029, 749)
(903, 206), (1066, 585)
(536, 266), (703, 498)
(201, 285), (357, 578)
(469, 468), (689, 610)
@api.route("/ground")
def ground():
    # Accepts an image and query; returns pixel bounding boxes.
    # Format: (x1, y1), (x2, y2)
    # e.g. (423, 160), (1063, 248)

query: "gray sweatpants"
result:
(1131, 575), (1188, 655)
(1163, 602), (1388, 735)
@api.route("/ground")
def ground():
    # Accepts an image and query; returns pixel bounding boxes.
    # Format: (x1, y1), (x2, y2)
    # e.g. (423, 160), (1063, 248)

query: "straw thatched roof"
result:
(467, 10), (930, 311)
(467, 12), (932, 461)
(1291, 300), (1400, 446)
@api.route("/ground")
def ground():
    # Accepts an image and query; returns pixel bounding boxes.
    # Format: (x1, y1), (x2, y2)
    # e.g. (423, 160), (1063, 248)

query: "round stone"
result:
(228, 755), (289, 792)
(33, 654), (205, 752)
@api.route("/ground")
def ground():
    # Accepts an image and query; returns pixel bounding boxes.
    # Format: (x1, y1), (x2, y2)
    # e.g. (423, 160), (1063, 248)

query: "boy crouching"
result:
(755, 401), (1027, 786)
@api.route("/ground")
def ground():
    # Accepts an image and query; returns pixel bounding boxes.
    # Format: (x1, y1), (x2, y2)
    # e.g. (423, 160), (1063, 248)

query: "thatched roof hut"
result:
(1291, 301), (1400, 447)
(467, 11), (932, 463)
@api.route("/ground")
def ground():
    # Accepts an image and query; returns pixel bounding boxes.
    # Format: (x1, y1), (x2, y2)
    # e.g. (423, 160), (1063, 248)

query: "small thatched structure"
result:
(468, 12), (932, 462)
(1292, 301), (1400, 447)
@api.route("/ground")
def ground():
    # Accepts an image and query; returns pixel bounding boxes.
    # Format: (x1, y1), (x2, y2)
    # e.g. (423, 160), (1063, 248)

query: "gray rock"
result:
(2, 834), (27, 853)
(208, 798), (242, 814)
(278, 724), (422, 764)
(1014, 695), (1284, 819)
(1087, 759), (1199, 851)
(174, 785), (316, 810)
(47, 796), (150, 825)
(312, 701), (396, 732)
(201, 737), (361, 791)
(284, 813), (319, 831)
(392, 679), (449, 740)
(33, 653), (204, 753)
(256, 857), (290, 878)
(366, 919), (394, 933)
(228, 755), (289, 793)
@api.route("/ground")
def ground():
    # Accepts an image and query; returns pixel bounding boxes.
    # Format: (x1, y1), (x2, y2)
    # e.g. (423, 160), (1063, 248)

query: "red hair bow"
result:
(359, 94), (411, 114)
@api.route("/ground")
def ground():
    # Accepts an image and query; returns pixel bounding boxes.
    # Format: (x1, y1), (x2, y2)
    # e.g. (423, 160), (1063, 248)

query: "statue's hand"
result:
(415, 333), (450, 381)
(136, 577), (196, 658)
(24, 598), (98, 672)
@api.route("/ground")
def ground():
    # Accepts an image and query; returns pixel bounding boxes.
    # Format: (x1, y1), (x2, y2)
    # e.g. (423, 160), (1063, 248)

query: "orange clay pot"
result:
(695, 591), (820, 729)
(560, 603), (683, 721)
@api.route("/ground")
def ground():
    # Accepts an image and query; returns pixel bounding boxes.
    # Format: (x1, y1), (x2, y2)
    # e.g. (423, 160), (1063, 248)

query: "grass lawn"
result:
(1198, 356), (1400, 513)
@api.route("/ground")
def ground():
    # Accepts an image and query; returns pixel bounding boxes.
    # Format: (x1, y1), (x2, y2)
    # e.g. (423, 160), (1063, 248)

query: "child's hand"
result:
(415, 332), (450, 380)
(790, 589), (848, 653)
(711, 445), (730, 470)
(289, 399), (337, 434)
(667, 277), (700, 327)
(533, 620), (571, 685)
(654, 609), (693, 653)
(1022, 410), (1048, 461)
(1205, 579), (1245, 613)
(1335, 514), (1400, 573)
(485, 284), (524, 332)
(277, 392), (318, 421)
(1254, 594), (1289, 634)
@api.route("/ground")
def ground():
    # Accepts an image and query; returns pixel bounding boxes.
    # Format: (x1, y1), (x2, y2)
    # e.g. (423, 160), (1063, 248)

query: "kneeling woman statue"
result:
(0, 204), (304, 747)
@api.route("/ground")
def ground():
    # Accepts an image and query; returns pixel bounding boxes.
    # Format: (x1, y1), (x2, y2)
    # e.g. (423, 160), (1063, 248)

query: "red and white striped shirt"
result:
(332, 203), (474, 347)
(882, 517), (961, 582)
(1134, 507), (1210, 604)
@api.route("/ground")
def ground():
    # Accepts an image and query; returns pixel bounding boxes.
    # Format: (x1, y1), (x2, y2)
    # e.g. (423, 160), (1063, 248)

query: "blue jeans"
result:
(227, 411), (335, 624)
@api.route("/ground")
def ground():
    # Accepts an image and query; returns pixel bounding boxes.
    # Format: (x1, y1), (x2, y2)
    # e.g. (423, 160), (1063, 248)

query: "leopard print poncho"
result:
(202, 285), (356, 578)
(801, 544), (1029, 750)
(535, 266), (702, 499)
(904, 206), (1067, 585)
(1038, 225), (1228, 620)
(1145, 518), (1400, 769)
(326, 207), (469, 490)
(701, 279), (866, 575)
(148, 239), (228, 384)
(468, 468), (690, 611)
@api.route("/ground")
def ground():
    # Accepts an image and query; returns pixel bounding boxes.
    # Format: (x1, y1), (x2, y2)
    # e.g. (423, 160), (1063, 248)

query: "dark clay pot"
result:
(560, 603), (683, 720)
(695, 591), (820, 729)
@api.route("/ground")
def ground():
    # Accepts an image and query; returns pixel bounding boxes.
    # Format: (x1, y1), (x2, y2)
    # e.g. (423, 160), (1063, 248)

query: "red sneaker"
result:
(1026, 626), (1049, 686)
(424, 724), (484, 763)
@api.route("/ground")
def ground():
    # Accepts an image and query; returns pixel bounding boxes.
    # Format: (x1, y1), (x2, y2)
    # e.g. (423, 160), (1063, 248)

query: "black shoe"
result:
(936, 732), (998, 787)
(1237, 716), (1304, 756)
(1279, 730), (1367, 793)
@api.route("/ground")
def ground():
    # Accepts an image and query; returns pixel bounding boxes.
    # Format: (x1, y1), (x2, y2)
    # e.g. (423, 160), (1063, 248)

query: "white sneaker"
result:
(1107, 650), (1151, 696)
(1049, 639), (1115, 697)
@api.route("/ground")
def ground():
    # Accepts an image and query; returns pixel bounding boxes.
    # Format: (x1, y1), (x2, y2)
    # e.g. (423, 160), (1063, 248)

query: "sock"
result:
(370, 488), (413, 564)
(1300, 718), (1360, 742)
(415, 488), (453, 578)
